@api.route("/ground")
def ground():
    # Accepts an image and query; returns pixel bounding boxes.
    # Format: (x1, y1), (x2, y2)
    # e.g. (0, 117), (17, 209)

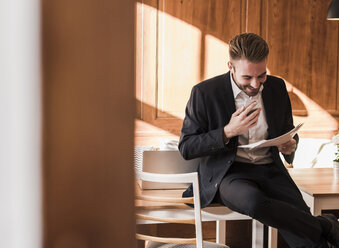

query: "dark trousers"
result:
(215, 162), (329, 248)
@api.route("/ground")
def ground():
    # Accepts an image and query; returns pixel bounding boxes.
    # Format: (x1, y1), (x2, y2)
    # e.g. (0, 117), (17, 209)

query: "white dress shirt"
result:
(230, 73), (273, 164)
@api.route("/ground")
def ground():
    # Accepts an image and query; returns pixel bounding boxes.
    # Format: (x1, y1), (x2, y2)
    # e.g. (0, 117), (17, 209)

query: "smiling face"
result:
(228, 58), (267, 97)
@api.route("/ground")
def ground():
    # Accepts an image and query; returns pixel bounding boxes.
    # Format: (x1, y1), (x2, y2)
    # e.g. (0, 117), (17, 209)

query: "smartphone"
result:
(244, 99), (259, 116)
(247, 108), (258, 116)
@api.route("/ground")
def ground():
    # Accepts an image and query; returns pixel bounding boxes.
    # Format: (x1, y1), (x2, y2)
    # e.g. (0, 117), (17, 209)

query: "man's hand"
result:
(224, 102), (261, 139)
(277, 139), (297, 155)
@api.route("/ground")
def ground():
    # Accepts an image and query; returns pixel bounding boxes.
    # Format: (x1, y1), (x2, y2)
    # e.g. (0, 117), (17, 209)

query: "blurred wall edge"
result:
(0, 0), (42, 247)
(42, 0), (136, 247)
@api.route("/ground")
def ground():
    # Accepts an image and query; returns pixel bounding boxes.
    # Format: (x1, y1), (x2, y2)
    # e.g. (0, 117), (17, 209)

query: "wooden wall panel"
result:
(136, 0), (158, 122)
(156, 0), (243, 120)
(136, 0), (339, 142)
(157, 0), (204, 119)
(262, 0), (313, 95)
(309, 1), (339, 112)
(262, 0), (339, 138)
(136, 0), (246, 145)
(263, 0), (338, 111)
(242, 0), (262, 34)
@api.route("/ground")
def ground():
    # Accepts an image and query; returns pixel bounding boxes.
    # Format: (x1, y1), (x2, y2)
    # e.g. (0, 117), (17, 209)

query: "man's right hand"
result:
(223, 102), (261, 139)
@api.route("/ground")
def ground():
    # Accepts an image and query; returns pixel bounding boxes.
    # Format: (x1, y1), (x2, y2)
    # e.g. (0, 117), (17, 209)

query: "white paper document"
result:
(238, 123), (303, 150)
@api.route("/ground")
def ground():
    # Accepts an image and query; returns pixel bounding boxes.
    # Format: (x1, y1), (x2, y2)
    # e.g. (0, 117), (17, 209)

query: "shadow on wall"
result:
(284, 79), (338, 139)
(136, 76), (338, 143)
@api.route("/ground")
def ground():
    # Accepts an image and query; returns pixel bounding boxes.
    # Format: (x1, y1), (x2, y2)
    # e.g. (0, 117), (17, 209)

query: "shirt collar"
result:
(230, 72), (243, 99)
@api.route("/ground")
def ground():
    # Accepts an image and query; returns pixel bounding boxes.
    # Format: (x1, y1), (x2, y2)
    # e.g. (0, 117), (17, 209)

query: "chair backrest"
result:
(135, 171), (203, 248)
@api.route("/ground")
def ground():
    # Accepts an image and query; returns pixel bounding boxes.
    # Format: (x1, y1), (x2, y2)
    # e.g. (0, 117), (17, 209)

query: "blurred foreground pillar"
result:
(42, 0), (136, 247)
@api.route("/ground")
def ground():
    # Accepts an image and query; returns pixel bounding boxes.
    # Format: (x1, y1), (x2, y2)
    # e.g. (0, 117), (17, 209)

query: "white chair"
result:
(135, 171), (229, 248)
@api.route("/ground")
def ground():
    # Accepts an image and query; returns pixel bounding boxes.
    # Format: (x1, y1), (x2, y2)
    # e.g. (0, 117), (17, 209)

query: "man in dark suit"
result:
(179, 33), (339, 247)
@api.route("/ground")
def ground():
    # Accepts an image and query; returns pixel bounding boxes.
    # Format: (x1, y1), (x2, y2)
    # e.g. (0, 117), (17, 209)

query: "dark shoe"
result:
(322, 214), (339, 247)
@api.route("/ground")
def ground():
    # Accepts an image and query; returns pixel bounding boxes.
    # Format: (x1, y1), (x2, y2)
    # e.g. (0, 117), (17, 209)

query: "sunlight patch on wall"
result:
(157, 10), (201, 119)
(204, 34), (230, 80)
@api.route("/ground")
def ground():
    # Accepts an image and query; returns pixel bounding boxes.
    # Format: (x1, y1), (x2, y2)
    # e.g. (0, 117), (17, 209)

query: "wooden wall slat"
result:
(263, 0), (312, 95)
(245, 0), (262, 34)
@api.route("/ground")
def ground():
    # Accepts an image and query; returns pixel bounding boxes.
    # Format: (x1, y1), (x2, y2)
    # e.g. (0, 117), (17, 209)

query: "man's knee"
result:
(219, 188), (270, 219)
(246, 197), (272, 219)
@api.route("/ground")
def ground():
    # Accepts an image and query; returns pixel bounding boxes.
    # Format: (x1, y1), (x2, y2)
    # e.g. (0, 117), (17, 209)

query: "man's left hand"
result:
(277, 139), (296, 155)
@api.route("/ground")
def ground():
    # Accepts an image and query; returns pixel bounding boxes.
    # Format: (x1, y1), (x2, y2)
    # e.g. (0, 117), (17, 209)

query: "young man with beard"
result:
(179, 33), (339, 247)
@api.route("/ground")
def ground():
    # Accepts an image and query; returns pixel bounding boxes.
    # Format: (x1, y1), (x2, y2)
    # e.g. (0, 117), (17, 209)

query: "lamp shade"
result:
(327, 0), (339, 20)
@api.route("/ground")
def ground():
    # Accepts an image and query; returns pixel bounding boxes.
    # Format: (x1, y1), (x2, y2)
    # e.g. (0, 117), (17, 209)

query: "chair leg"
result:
(216, 220), (226, 244)
(252, 220), (264, 248)
(268, 227), (278, 248)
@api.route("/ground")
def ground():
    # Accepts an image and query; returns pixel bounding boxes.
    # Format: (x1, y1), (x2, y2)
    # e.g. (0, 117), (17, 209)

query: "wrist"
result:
(223, 134), (230, 145)
(224, 125), (235, 139)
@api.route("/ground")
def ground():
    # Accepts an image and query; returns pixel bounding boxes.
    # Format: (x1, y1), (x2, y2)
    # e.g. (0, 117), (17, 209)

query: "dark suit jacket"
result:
(178, 72), (298, 208)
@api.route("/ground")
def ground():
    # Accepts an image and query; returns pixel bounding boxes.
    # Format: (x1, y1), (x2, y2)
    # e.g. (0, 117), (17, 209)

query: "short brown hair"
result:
(229, 33), (269, 62)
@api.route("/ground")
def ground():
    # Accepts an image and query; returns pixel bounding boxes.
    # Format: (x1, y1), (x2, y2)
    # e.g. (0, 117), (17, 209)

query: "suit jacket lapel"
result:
(223, 72), (236, 120)
(262, 83), (276, 138)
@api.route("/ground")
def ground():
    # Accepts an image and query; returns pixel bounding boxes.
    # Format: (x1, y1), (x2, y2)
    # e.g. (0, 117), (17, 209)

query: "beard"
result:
(232, 74), (264, 97)
(241, 84), (263, 96)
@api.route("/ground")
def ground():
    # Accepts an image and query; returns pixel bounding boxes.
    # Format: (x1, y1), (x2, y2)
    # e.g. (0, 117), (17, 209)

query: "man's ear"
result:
(227, 61), (233, 71)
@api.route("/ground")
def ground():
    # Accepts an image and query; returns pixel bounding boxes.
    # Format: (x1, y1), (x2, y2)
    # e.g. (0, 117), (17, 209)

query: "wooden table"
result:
(289, 168), (339, 215)
(135, 182), (265, 248)
(268, 168), (339, 248)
